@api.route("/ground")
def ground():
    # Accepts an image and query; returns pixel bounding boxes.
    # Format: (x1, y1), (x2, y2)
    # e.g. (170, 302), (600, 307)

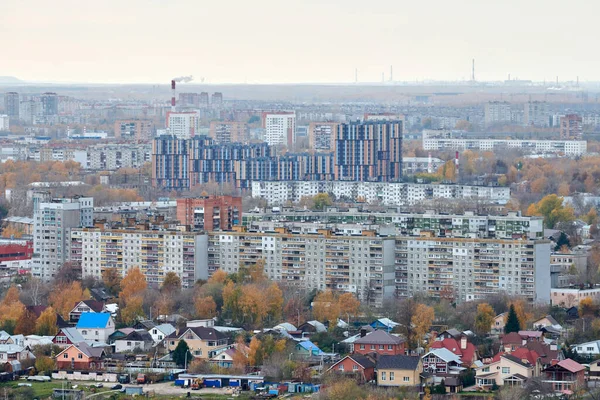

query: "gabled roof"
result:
(503, 354), (534, 368)
(0, 344), (25, 354)
(501, 332), (524, 345)
(56, 328), (85, 344)
(73, 300), (105, 313)
(556, 359), (585, 373)
(297, 341), (324, 355)
(440, 329), (462, 339)
(525, 341), (560, 365)
(424, 348), (462, 364)
(76, 313), (111, 329)
(134, 320), (156, 330)
(177, 327), (226, 341)
(370, 318), (399, 329)
(355, 330), (404, 345)
(510, 348), (540, 366)
(273, 323), (297, 332)
(300, 321), (326, 333)
(430, 338), (477, 363)
(519, 330), (543, 339)
(535, 315), (559, 326)
(328, 354), (376, 371)
(118, 330), (153, 342)
(154, 324), (176, 336)
(57, 343), (105, 359)
(377, 355), (421, 371)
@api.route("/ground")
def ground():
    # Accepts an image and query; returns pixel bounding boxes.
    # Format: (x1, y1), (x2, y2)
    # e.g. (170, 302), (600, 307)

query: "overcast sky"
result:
(0, 0), (595, 84)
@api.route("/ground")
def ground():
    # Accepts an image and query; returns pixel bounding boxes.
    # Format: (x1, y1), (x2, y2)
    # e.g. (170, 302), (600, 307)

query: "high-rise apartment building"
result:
(87, 143), (152, 170)
(40, 92), (58, 116)
(308, 122), (338, 151)
(176, 196), (242, 231)
(179, 93), (200, 108)
(396, 236), (550, 303)
(199, 92), (209, 107)
(262, 112), (296, 147)
(166, 111), (199, 139)
(4, 92), (19, 117)
(0, 115), (9, 131)
(211, 92), (223, 106)
(334, 120), (402, 182)
(70, 228), (208, 287)
(560, 114), (583, 139)
(209, 227), (396, 307)
(209, 121), (248, 143)
(484, 101), (512, 127)
(32, 195), (94, 281)
(19, 100), (37, 124)
(523, 101), (550, 127)
(114, 119), (155, 140)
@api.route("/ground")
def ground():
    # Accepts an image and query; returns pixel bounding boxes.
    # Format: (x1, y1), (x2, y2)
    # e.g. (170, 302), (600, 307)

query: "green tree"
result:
(504, 304), (520, 334)
(313, 193), (332, 210)
(172, 340), (192, 368)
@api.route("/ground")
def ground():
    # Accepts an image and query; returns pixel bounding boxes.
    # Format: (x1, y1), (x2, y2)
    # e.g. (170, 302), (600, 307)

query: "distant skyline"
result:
(0, 0), (596, 84)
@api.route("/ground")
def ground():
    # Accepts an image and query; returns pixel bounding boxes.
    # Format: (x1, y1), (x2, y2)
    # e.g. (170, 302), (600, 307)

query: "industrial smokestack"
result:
(171, 80), (176, 112)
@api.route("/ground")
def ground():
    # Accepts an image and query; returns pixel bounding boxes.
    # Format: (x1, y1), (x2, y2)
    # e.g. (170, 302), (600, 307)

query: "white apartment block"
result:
(208, 227), (550, 305)
(402, 157), (445, 175)
(32, 196), (94, 281)
(208, 229), (396, 307)
(264, 112), (296, 147)
(70, 228), (209, 287)
(422, 136), (587, 156)
(243, 210), (544, 241)
(0, 115), (9, 131)
(485, 102), (512, 126)
(251, 181), (511, 206)
(87, 143), (152, 170)
(396, 237), (551, 303)
(167, 111), (199, 139)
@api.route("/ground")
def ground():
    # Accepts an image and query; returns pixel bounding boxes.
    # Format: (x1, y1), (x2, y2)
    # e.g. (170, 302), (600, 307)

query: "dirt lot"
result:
(132, 381), (238, 396)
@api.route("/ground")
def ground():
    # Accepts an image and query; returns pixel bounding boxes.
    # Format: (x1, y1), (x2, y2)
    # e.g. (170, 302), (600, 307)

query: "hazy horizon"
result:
(1, 0), (596, 84)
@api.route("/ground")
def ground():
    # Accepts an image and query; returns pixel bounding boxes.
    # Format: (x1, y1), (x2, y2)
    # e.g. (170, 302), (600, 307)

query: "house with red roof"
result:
(353, 330), (406, 356)
(430, 334), (478, 365)
(327, 354), (377, 383)
(500, 333), (561, 367)
(542, 359), (585, 394)
(474, 348), (542, 389)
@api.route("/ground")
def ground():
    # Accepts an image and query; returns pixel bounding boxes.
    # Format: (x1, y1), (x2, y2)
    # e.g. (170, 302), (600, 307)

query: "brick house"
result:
(353, 330), (406, 356)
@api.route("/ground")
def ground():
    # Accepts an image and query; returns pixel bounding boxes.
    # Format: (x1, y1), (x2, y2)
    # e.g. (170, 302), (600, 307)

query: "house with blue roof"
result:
(295, 341), (325, 358)
(76, 312), (115, 343)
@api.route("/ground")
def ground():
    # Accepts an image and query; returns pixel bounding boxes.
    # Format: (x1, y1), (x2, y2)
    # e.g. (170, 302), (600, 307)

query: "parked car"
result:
(94, 383), (103, 388)
(136, 374), (147, 384)
(111, 384), (123, 390)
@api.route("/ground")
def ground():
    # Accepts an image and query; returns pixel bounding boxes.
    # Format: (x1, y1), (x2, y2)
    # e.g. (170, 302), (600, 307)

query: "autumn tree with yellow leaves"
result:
(49, 281), (89, 320)
(312, 290), (361, 329)
(119, 267), (147, 325)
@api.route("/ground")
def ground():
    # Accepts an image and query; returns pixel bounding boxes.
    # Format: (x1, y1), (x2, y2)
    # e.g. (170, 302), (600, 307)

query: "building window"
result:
(403, 376), (409, 382)
(390, 372), (395, 380)
(381, 372), (386, 381)
(370, 345), (375, 350)
(379, 345), (384, 350)
(352, 365), (358, 371)
(360, 345), (365, 350)
(78, 354), (83, 359)
(388, 345), (393, 350)
(338, 365), (344, 371)
(63, 354), (68, 359)
(502, 367), (510, 374)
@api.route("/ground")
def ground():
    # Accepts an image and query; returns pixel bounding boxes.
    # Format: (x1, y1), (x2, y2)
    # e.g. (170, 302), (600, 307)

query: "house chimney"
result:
(460, 335), (467, 350)
(360, 328), (367, 337)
